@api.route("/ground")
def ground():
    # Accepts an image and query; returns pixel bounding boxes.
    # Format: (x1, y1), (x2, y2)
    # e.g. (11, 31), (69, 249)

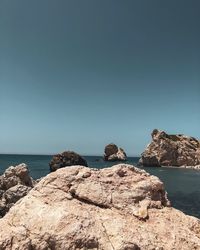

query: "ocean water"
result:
(1, 154), (200, 218)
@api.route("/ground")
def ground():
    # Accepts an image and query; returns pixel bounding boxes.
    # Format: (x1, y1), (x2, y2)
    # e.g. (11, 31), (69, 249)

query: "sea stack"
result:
(139, 129), (200, 168)
(104, 143), (127, 161)
(49, 151), (88, 172)
(1, 164), (200, 249)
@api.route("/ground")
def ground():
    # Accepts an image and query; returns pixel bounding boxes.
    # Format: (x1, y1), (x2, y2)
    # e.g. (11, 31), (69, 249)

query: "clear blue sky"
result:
(0, 0), (199, 156)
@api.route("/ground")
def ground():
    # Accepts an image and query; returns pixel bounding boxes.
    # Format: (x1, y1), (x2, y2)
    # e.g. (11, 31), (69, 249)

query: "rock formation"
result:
(104, 143), (127, 161)
(139, 129), (200, 168)
(1, 164), (200, 249)
(49, 151), (88, 172)
(0, 163), (34, 217)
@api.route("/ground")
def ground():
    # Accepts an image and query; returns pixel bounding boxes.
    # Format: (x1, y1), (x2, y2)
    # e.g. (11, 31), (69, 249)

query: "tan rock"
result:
(0, 163), (34, 217)
(139, 129), (200, 168)
(0, 164), (200, 249)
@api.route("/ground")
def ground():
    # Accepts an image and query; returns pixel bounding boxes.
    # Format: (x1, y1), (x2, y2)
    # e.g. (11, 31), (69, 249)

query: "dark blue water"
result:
(1, 154), (200, 218)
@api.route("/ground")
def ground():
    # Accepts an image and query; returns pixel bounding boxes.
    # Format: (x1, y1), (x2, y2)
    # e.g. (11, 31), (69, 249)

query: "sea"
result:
(1, 154), (200, 219)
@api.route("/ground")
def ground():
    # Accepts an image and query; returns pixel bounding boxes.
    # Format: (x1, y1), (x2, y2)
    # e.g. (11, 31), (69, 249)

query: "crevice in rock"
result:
(70, 192), (110, 209)
(99, 217), (115, 250)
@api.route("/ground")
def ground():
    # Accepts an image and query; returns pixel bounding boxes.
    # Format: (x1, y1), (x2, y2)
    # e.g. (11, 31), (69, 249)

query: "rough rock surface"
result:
(1, 164), (200, 249)
(139, 129), (200, 168)
(0, 163), (34, 217)
(104, 143), (127, 161)
(49, 151), (88, 172)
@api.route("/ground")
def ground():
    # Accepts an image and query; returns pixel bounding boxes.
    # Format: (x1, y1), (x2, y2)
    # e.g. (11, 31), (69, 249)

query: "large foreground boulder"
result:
(49, 151), (88, 172)
(1, 164), (200, 249)
(0, 163), (34, 217)
(104, 143), (127, 161)
(139, 129), (200, 168)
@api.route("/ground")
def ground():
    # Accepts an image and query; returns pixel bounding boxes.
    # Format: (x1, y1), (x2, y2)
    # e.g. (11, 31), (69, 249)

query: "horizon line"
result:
(0, 152), (140, 157)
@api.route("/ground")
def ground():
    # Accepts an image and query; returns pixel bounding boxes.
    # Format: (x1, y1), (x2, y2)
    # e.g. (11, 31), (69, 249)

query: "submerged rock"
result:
(104, 143), (127, 161)
(49, 151), (88, 172)
(139, 129), (200, 167)
(1, 164), (200, 249)
(0, 163), (34, 217)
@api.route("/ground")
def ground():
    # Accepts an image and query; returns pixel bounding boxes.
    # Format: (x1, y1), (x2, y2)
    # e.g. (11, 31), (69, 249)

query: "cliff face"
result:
(139, 129), (200, 167)
(0, 164), (200, 249)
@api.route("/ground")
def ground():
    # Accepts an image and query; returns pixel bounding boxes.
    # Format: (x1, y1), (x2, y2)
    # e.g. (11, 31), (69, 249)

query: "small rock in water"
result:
(104, 143), (127, 161)
(49, 150), (88, 172)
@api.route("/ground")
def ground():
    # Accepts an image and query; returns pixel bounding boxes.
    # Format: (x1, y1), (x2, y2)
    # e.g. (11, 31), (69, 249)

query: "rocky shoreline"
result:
(0, 130), (200, 248)
(1, 163), (200, 249)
